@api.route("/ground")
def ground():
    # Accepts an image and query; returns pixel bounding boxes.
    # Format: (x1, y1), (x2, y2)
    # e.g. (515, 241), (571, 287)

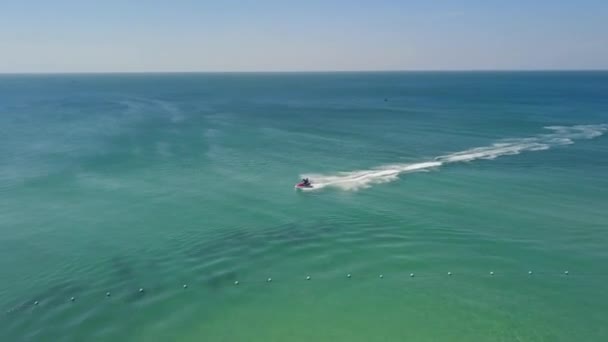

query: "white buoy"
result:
(234, 281), (239, 285)
(106, 292), (111, 297)
(447, 272), (452, 276)
(34, 301), (39, 305)
(183, 284), (188, 289)
(306, 275), (311, 280)
(267, 278), (272, 283)
(379, 274), (384, 279)
(347, 274), (351, 278)
(528, 271), (533, 275)
(490, 271), (494, 276)
(564, 270), (569, 275)
(139, 288), (144, 293)
(410, 273), (415, 277)
(70, 297), (75, 302)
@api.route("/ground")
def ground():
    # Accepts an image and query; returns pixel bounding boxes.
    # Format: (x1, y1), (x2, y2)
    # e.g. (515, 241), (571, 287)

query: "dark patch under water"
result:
(184, 220), (339, 261)
(3, 219), (344, 314)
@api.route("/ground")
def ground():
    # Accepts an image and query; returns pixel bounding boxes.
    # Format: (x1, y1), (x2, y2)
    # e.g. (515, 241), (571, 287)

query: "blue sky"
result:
(1, 0), (607, 72)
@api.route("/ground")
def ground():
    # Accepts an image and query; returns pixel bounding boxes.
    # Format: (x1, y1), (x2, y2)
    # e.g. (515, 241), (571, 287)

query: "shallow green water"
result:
(1, 72), (608, 341)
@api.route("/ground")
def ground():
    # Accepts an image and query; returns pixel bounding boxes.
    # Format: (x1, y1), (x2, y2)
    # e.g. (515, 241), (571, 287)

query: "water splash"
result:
(302, 124), (608, 191)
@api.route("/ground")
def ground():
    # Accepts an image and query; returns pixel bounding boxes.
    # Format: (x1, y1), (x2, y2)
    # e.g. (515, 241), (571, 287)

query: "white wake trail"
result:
(301, 124), (607, 191)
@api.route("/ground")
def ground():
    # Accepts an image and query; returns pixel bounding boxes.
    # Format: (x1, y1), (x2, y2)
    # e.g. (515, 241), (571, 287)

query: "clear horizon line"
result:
(1, 69), (607, 75)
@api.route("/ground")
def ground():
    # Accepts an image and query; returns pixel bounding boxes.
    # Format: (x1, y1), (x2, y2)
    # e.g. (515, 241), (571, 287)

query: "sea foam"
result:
(301, 124), (607, 191)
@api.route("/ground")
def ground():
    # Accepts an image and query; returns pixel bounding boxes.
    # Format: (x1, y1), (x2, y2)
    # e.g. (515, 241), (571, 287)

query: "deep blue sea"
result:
(1, 72), (608, 341)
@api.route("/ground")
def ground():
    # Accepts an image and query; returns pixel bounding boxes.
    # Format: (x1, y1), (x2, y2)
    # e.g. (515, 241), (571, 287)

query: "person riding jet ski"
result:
(295, 178), (313, 188)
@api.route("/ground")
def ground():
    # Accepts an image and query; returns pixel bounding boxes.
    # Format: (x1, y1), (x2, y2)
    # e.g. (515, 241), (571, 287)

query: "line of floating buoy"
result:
(7, 271), (584, 312)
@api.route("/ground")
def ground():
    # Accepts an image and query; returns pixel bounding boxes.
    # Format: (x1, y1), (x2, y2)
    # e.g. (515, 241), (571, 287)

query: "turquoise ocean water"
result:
(1, 72), (608, 341)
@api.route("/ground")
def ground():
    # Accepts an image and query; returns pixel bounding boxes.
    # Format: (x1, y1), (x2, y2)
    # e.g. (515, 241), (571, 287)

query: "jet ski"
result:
(295, 178), (313, 189)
